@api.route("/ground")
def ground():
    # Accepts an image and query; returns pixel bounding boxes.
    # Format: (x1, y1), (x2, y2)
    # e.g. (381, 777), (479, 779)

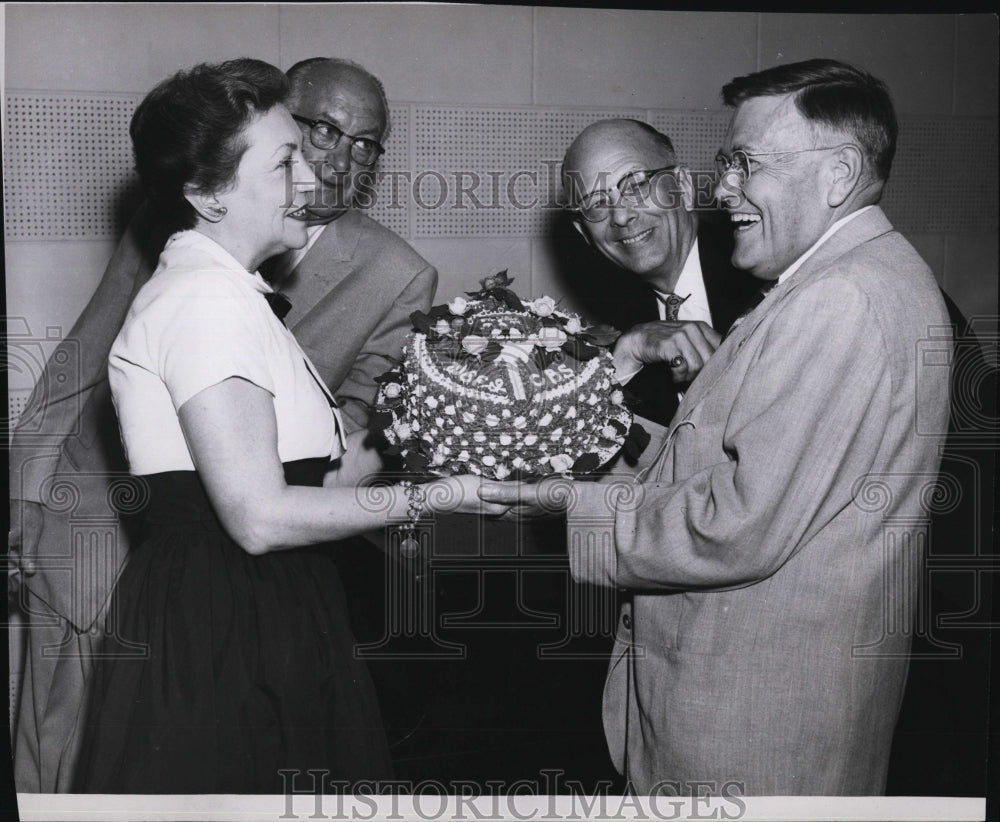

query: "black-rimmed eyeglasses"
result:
(291, 114), (385, 167)
(569, 166), (678, 223)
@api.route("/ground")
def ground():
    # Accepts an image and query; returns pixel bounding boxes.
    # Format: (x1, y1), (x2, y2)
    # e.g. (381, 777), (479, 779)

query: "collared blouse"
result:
(109, 230), (346, 475)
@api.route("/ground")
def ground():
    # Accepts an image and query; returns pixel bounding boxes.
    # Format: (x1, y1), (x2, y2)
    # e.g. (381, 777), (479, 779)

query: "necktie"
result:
(656, 292), (690, 321)
(725, 280), (778, 338)
(264, 291), (292, 321)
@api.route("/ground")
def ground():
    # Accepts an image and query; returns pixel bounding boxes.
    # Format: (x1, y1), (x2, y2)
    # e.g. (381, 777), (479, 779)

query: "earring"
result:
(211, 206), (228, 217)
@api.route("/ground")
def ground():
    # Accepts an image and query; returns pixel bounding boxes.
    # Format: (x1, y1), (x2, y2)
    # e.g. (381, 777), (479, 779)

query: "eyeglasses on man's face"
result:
(569, 166), (679, 223)
(714, 144), (859, 185)
(291, 114), (385, 167)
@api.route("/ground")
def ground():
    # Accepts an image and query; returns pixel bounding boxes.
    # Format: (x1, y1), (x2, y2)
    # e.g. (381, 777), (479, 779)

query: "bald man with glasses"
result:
(561, 119), (758, 426)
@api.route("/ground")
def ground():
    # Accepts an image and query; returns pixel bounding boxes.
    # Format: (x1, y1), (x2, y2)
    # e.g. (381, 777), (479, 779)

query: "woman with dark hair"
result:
(74, 58), (503, 794)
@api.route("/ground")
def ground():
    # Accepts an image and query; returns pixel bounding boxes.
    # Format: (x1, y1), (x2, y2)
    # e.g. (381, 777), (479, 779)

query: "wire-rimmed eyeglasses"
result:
(569, 165), (678, 223)
(714, 144), (859, 184)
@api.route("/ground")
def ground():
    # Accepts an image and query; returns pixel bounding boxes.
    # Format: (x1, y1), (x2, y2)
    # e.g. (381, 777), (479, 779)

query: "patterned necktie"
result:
(725, 280), (778, 338)
(657, 292), (690, 321)
(264, 291), (292, 321)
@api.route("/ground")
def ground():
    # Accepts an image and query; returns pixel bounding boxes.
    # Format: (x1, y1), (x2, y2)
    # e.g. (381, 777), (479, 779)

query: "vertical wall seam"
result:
(952, 16), (959, 117)
(531, 7), (537, 106)
(756, 12), (763, 72)
(276, 4), (282, 70)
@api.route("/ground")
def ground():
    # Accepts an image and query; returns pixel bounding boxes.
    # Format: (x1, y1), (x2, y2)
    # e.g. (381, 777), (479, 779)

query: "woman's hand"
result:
(478, 474), (577, 519)
(422, 474), (512, 518)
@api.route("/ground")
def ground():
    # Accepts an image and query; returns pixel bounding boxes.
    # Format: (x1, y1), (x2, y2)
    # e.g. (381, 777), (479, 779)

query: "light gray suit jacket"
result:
(10, 203), (436, 632)
(566, 207), (952, 795)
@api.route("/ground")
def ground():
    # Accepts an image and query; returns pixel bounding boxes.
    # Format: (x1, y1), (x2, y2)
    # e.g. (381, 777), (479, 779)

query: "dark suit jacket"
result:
(613, 216), (760, 426)
(9, 202), (437, 632)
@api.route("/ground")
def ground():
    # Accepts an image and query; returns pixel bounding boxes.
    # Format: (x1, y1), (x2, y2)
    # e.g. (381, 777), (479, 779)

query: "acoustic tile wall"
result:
(6, 96), (996, 242)
(365, 104), (410, 238)
(5, 6), (998, 411)
(4, 93), (141, 240)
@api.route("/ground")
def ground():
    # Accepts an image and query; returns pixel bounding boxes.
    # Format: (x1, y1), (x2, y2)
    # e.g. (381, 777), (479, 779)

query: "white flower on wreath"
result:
(448, 297), (469, 315)
(462, 334), (489, 355)
(382, 382), (402, 399)
(529, 296), (556, 317)
(434, 319), (453, 336)
(536, 326), (567, 350)
(564, 316), (583, 335)
(494, 464), (511, 480)
(549, 453), (574, 473)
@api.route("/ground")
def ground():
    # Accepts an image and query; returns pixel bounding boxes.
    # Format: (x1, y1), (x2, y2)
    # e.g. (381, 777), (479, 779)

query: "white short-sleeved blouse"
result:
(109, 230), (346, 475)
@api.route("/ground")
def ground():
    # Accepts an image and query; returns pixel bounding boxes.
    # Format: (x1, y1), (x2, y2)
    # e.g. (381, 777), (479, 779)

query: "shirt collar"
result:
(778, 205), (874, 284)
(653, 240), (710, 316)
(167, 229), (275, 294)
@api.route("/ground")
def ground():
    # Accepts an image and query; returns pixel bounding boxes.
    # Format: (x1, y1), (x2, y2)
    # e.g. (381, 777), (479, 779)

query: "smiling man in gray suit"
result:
(8, 57), (436, 792)
(483, 59), (952, 795)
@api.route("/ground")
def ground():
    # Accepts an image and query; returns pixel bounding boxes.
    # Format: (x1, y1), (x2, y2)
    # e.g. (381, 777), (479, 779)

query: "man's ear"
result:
(183, 184), (227, 223)
(827, 144), (865, 208)
(673, 166), (696, 212)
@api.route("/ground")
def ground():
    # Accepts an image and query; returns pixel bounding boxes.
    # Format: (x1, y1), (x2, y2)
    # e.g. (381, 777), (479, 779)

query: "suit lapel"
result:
(280, 210), (366, 327)
(677, 207), (894, 417)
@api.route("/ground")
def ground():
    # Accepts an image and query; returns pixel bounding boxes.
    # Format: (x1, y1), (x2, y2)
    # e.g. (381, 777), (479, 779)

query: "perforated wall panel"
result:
(8, 390), (32, 429)
(365, 103), (410, 236)
(646, 110), (733, 175)
(882, 117), (999, 234)
(4, 93), (141, 240)
(4, 94), (997, 241)
(411, 106), (642, 237)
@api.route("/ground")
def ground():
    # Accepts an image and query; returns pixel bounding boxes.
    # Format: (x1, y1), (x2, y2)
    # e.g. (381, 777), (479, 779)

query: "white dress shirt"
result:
(652, 239), (713, 324)
(618, 239), (711, 385)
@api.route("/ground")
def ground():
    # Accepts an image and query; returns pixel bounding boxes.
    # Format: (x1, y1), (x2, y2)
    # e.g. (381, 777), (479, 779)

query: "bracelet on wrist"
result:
(398, 480), (427, 557)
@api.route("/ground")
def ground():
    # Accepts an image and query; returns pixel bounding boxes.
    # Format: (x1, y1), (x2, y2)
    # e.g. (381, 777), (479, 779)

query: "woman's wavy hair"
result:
(130, 58), (289, 231)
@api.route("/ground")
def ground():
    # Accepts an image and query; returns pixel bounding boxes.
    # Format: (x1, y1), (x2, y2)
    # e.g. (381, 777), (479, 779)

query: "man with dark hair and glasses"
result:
(561, 119), (758, 426)
(8, 56), (436, 792)
(484, 59), (952, 795)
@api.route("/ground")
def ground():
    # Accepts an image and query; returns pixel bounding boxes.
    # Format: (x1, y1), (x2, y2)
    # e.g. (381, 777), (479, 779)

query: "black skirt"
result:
(75, 459), (393, 793)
